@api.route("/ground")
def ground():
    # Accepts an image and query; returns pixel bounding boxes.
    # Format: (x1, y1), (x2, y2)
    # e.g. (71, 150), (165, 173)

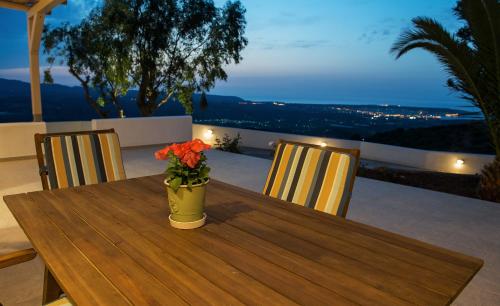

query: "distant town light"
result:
(320, 142), (327, 148)
(455, 159), (465, 168)
(204, 129), (214, 140)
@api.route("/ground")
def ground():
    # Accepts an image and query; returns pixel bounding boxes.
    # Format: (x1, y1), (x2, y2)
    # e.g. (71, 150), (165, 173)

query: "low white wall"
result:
(0, 122), (45, 159)
(193, 124), (495, 175)
(46, 121), (92, 133)
(0, 116), (193, 159)
(360, 142), (494, 175)
(92, 116), (192, 147)
(192, 124), (359, 150)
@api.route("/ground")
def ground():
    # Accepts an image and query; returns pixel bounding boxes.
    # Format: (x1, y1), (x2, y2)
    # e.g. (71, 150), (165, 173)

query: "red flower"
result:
(154, 139), (211, 169)
(154, 147), (171, 160)
(181, 151), (201, 168)
(190, 138), (211, 153)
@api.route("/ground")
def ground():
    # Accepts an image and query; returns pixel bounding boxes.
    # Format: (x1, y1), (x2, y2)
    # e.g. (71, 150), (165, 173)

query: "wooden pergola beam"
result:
(0, 1), (29, 11)
(28, 0), (65, 16)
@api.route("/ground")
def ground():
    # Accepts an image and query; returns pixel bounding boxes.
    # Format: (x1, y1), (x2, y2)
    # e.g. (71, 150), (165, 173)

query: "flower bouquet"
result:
(155, 139), (211, 229)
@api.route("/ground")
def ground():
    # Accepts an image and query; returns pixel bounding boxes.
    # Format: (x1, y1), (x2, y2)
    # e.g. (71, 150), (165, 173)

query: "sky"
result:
(0, 0), (469, 109)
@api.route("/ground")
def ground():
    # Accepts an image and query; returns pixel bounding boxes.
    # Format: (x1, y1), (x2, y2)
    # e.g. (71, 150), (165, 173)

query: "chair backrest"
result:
(34, 129), (126, 190)
(263, 140), (360, 218)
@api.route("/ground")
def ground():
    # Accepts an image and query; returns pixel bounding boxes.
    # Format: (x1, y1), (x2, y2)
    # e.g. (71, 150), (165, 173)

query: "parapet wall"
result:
(193, 124), (495, 175)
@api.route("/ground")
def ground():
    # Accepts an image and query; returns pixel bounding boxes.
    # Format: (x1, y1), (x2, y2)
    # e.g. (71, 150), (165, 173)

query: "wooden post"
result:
(27, 12), (45, 122)
(0, 0), (66, 122)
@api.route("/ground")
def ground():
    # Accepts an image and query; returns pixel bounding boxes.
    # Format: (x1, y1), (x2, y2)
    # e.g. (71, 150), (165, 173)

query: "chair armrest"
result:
(0, 248), (37, 269)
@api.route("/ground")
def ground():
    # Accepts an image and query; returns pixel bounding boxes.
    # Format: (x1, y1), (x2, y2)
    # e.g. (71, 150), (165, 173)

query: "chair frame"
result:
(275, 139), (361, 218)
(34, 129), (116, 191)
(0, 248), (36, 270)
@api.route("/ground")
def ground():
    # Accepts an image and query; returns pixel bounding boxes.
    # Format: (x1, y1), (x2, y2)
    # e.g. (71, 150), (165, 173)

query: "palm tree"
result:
(391, 0), (500, 201)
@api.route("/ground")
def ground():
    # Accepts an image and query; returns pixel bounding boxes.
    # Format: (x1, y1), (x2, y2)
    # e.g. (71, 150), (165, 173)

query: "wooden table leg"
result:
(42, 267), (63, 304)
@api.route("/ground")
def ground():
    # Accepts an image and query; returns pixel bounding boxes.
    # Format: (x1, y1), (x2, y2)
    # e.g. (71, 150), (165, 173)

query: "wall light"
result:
(320, 142), (327, 148)
(455, 159), (465, 168)
(203, 129), (214, 140)
(268, 141), (276, 147)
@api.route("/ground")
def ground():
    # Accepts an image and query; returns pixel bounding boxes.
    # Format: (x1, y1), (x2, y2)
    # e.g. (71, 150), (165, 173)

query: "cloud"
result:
(0, 66), (78, 85)
(254, 38), (332, 50)
(358, 18), (405, 44)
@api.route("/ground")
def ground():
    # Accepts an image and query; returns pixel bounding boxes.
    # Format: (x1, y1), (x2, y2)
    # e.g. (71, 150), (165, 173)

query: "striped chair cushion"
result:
(264, 142), (357, 217)
(43, 132), (126, 189)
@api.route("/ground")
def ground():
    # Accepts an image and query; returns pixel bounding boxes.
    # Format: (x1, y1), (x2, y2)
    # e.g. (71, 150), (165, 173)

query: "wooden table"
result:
(5, 175), (482, 306)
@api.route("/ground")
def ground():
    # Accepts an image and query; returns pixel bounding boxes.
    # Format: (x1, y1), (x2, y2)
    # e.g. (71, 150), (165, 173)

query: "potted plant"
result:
(155, 139), (211, 229)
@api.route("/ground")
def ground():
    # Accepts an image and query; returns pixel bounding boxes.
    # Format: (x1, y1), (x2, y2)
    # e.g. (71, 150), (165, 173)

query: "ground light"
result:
(203, 129), (214, 140)
(455, 159), (465, 169)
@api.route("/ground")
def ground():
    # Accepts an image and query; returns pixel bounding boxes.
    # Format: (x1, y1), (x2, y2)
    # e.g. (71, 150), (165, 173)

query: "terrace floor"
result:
(1, 147), (499, 305)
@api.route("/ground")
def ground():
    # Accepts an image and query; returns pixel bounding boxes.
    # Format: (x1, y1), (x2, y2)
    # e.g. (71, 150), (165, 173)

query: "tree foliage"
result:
(43, 0), (247, 117)
(391, 0), (500, 159)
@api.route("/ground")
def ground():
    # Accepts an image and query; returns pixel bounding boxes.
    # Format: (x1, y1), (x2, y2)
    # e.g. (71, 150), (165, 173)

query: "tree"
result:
(43, 0), (248, 117)
(199, 91), (208, 110)
(391, 0), (500, 201)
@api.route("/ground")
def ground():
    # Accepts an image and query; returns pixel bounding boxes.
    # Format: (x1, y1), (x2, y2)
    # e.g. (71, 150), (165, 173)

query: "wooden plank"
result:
(206, 185), (475, 280)
(201, 217), (412, 306)
(205, 178), (483, 270)
(48, 187), (245, 306)
(28, 191), (188, 306)
(0, 0), (28, 11)
(0, 248), (36, 269)
(74, 182), (313, 306)
(138, 176), (483, 305)
(108, 178), (449, 305)
(206, 199), (463, 295)
(6, 175), (482, 306)
(4, 194), (131, 306)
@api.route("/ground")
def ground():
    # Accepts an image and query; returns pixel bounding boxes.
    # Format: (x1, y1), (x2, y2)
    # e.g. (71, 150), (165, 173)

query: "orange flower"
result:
(181, 151), (201, 168)
(190, 139), (211, 153)
(154, 139), (210, 168)
(154, 147), (171, 160)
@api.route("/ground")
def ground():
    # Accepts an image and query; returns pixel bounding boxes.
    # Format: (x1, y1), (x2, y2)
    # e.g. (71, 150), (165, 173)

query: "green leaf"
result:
(169, 177), (182, 192)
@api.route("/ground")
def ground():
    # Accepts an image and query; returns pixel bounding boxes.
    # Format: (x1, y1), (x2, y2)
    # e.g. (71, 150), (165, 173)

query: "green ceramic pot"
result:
(165, 179), (208, 223)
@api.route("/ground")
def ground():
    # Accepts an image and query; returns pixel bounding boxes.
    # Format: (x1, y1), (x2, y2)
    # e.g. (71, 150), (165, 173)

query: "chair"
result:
(34, 129), (126, 190)
(263, 140), (360, 217)
(29, 129), (125, 305)
(0, 249), (71, 305)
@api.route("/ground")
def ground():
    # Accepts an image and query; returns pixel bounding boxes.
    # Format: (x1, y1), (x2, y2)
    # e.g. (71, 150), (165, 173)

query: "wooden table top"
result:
(5, 175), (482, 306)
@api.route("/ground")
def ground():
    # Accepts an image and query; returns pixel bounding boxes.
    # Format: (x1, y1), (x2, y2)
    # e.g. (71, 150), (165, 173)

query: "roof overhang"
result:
(0, 0), (66, 15)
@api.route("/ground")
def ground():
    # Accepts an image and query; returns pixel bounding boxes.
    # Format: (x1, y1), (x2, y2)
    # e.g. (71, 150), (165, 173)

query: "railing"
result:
(0, 117), (495, 174)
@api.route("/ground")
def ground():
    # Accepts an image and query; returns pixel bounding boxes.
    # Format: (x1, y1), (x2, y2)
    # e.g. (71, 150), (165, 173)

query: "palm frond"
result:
(458, 0), (500, 123)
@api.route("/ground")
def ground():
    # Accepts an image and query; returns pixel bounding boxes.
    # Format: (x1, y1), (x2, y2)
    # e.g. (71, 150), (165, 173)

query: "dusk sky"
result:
(0, 0), (467, 108)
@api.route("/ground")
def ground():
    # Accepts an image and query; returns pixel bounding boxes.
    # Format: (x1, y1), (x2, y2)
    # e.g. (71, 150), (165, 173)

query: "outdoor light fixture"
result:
(268, 141), (276, 147)
(320, 142), (327, 148)
(455, 159), (465, 168)
(203, 129), (214, 140)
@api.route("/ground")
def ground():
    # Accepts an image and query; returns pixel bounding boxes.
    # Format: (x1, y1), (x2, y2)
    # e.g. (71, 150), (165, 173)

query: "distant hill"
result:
(366, 122), (494, 154)
(1, 78), (491, 154)
(0, 78), (245, 122)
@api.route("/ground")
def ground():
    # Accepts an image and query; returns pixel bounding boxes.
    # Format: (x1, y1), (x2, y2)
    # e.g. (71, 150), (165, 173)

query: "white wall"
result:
(0, 120), (494, 174)
(92, 116), (192, 147)
(192, 124), (359, 150)
(0, 122), (45, 159)
(193, 124), (495, 175)
(0, 116), (193, 159)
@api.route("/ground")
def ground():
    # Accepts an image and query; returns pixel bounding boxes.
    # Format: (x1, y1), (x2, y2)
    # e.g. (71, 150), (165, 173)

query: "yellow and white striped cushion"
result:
(45, 297), (72, 306)
(264, 142), (357, 217)
(43, 132), (126, 189)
